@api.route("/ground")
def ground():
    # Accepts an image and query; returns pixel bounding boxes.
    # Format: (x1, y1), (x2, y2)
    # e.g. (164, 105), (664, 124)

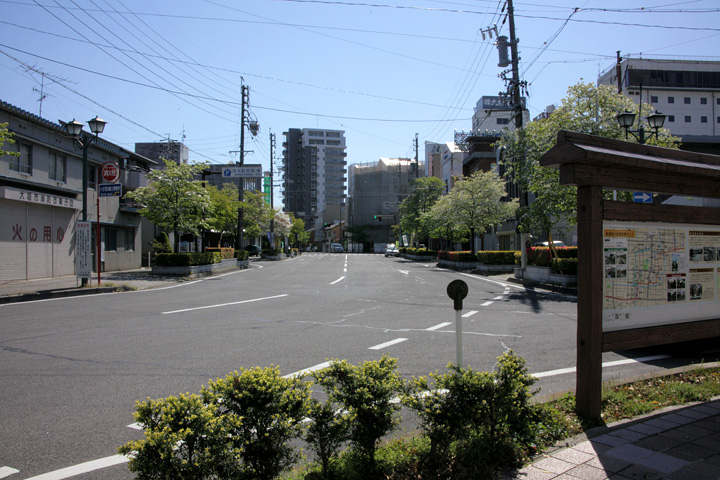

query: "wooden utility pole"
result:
(237, 84), (249, 250)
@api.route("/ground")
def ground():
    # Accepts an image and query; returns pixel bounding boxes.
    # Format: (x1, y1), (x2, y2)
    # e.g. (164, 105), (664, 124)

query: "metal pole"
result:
(455, 309), (463, 367)
(96, 167), (101, 286)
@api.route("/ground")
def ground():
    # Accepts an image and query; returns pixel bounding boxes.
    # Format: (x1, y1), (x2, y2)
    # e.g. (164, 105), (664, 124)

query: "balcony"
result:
(120, 168), (148, 190)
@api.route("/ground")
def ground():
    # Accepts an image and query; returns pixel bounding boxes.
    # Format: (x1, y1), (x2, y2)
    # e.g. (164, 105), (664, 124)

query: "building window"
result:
(685, 116), (692, 123)
(651, 96), (658, 103)
(309, 139), (324, 145)
(701, 116), (708, 123)
(668, 96), (674, 104)
(9, 142), (32, 174)
(701, 98), (708, 105)
(89, 166), (97, 189)
(124, 229), (134, 251)
(668, 115), (675, 123)
(684, 97), (691, 104)
(104, 228), (117, 251)
(497, 118), (510, 125)
(49, 152), (66, 182)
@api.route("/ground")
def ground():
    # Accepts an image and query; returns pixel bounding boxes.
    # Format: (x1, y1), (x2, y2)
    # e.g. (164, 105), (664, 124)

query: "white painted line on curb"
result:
(24, 455), (128, 480)
(283, 362), (332, 379)
(480, 301), (493, 307)
(330, 276), (345, 285)
(532, 355), (672, 378)
(0, 466), (19, 478)
(462, 310), (478, 318)
(161, 294), (289, 314)
(369, 338), (408, 350)
(426, 322), (452, 331)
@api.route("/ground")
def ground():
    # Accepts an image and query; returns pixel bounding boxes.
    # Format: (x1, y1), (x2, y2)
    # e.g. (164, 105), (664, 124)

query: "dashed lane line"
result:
(369, 338), (408, 350)
(462, 310), (478, 318)
(23, 455), (128, 480)
(426, 322), (452, 331)
(0, 467), (19, 478)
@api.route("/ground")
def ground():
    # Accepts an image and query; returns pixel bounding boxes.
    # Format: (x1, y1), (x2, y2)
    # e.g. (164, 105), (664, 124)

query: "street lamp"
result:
(616, 110), (667, 144)
(66, 116), (107, 286)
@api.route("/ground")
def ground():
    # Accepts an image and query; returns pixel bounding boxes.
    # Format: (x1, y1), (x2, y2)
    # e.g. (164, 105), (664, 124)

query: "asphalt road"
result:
(1, 253), (716, 479)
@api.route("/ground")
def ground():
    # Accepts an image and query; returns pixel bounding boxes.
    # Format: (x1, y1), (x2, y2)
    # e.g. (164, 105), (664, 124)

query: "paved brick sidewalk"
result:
(503, 398), (720, 479)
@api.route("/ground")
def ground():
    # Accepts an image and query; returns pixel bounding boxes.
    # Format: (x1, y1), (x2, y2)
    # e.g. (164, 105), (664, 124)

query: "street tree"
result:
(500, 81), (679, 256)
(125, 159), (212, 252)
(240, 190), (274, 244)
(423, 194), (469, 251)
(399, 177), (445, 246)
(205, 183), (239, 248)
(444, 170), (519, 254)
(289, 215), (309, 248)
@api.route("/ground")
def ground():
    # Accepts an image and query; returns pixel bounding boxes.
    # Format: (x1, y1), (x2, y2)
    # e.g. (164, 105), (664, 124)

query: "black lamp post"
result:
(616, 84), (666, 144)
(66, 116), (107, 286)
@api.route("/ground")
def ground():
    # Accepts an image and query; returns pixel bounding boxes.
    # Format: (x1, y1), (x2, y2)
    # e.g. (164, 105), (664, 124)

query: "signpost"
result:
(101, 161), (120, 183)
(632, 192), (652, 203)
(99, 184), (122, 197)
(446, 280), (469, 367)
(76, 220), (92, 282)
(222, 166), (263, 178)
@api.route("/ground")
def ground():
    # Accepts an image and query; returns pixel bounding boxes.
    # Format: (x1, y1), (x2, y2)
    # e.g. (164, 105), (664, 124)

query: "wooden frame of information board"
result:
(539, 131), (720, 420)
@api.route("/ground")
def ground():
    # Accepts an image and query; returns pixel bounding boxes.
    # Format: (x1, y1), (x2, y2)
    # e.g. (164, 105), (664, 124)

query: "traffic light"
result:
(374, 215), (382, 221)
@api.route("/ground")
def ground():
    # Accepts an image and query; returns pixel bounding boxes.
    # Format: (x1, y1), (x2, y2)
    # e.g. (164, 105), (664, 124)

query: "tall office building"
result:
(281, 128), (347, 234)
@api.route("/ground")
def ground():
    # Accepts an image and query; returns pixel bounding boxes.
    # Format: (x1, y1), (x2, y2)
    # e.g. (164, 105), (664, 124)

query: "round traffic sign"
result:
(101, 162), (120, 183)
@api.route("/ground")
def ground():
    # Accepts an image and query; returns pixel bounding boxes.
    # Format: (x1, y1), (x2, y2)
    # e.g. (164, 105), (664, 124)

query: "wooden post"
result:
(576, 185), (604, 420)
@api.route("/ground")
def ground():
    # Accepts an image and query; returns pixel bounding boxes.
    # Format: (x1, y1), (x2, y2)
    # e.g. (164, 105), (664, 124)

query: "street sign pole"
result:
(447, 280), (469, 368)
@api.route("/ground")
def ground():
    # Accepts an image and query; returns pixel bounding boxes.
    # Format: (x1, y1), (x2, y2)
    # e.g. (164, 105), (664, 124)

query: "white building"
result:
(598, 57), (720, 153)
(471, 96), (530, 135)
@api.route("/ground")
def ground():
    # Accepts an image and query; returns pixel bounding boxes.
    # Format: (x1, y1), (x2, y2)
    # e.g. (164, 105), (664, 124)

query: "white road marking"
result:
(426, 322), (452, 331)
(127, 422), (143, 430)
(0, 467), (19, 478)
(283, 362), (332, 379)
(532, 355), (671, 378)
(330, 276), (345, 285)
(24, 455), (128, 480)
(462, 310), (478, 318)
(161, 294), (289, 314)
(480, 301), (493, 306)
(493, 296), (504, 300)
(398, 270), (409, 275)
(369, 338), (408, 350)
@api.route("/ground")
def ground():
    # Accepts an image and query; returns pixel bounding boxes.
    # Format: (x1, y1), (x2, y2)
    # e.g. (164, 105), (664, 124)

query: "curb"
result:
(0, 285), (133, 305)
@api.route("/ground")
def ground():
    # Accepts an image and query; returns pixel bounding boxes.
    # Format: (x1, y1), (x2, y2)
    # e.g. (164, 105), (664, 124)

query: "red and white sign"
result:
(101, 162), (120, 183)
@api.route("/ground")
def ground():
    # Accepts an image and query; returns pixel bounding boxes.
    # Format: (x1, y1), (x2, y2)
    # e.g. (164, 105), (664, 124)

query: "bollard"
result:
(446, 279), (469, 368)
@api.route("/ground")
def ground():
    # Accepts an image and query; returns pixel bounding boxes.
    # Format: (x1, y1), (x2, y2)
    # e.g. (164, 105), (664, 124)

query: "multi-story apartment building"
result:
(135, 140), (189, 165)
(281, 128), (347, 237)
(598, 57), (720, 154)
(0, 100), (156, 281)
(471, 95), (530, 135)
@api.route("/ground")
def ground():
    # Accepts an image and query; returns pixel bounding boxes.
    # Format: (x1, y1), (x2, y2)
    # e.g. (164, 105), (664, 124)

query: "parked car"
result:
(533, 241), (567, 248)
(330, 243), (344, 253)
(385, 245), (399, 257)
(244, 244), (261, 256)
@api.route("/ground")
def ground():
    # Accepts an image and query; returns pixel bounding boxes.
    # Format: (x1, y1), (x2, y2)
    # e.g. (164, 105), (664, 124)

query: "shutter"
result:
(53, 207), (76, 276)
(26, 204), (53, 279)
(0, 200), (28, 280)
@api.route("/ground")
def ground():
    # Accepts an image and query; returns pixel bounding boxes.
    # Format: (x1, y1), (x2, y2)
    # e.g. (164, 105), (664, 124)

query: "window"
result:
(9, 142), (32, 174)
(668, 115), (675, 123)
(701, 98), (708, 105)
(49, 152), (66, 182)
(701, 116), (708, 124)
(685, 116), (692, 123)
(684, 97), (691, 104)
(124, 229), (135, 251)
(497, 118), (510, 125)
(651, 96), (658, 103)
(104, 228), (117, 251)
(668, 97), (675, 104)
(89, 166), (97, 189)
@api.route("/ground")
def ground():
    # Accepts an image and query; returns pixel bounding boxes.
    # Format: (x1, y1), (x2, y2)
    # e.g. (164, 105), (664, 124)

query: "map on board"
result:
(602, 222), (720, 332)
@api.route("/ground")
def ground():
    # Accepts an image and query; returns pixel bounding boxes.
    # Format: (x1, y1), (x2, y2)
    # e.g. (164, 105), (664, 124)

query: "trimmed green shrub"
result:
(152, 232), (173, 253)
(155, 252), (220, 267)
(476, 250), (519, 265)
(207, 247), (236, 259)
(404, 247), (437, 257)
(447, 251), (477, 262)
(118, 393), (239, 479)
(262, 248), (280, 256)
(551, 257), (578, 275)
(304, 398), (351, 478)
(313, 354), (404, 475)
(235, 249), (249, 261)
(437, 250), (449, 260)
(202, 366), (312, 480)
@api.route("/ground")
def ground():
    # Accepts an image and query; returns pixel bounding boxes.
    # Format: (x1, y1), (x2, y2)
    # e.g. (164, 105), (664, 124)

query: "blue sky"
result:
(1, 0), (719, 187)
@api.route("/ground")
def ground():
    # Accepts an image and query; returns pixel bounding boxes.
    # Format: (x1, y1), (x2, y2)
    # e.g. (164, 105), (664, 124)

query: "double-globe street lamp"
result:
(615, 84), (667, 145)
(66, 116), (108, 285)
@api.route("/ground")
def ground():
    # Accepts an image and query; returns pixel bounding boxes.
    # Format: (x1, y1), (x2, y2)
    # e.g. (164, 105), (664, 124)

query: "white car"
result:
(385, 245), (399, 257)
(330, 243), (344, 253)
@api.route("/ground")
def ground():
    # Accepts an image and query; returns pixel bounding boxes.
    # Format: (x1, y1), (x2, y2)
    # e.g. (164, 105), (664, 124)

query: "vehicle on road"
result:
(330, 243), (344, 253)
(533, 241), (567, 248)
(385, 245), (399, 257)
(244, 244), (261, 256)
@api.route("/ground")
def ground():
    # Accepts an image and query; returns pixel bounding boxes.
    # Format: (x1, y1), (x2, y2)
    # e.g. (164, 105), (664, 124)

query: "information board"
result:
(76, 220), (92, 280)
(603, 221), (720, 332)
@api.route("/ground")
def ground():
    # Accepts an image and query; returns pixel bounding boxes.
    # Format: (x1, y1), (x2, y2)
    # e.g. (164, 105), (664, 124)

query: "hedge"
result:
(551, 258), (578, 275)
(476, 251), (518, 265)
(403, 247), (437, 257)
(155, 252), (221, 266)
(235, 249), (249, 261)
(206, 247), (236, 260)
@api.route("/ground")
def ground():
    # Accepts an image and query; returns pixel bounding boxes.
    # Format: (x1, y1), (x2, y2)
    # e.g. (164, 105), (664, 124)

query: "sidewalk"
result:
(0, 268), (185, 304)
(504, 397), (720, 479)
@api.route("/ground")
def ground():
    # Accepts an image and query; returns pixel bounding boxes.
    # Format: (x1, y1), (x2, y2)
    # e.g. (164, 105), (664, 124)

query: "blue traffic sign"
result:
(99, 183), (122, 197)
(633, 192), (652, 203)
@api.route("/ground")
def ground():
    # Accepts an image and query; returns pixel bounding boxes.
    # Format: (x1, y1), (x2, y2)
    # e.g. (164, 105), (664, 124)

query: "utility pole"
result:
(269, 131), (276, 247)
(414, 133), (419, 179)
(616, 51), (623, 94)
(237, 83), (249, 251)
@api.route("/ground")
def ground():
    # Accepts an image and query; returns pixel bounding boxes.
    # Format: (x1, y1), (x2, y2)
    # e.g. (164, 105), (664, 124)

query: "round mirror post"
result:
(446, 280), (469, 368)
